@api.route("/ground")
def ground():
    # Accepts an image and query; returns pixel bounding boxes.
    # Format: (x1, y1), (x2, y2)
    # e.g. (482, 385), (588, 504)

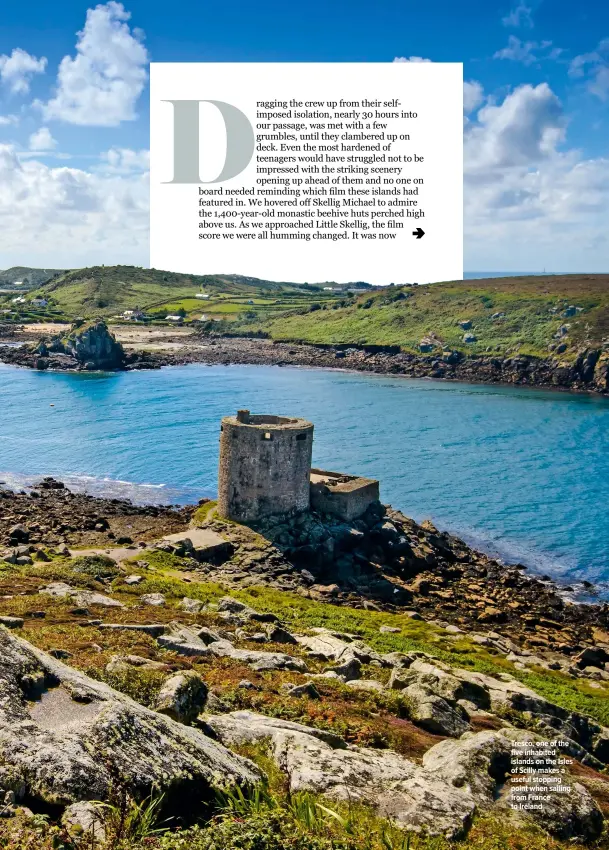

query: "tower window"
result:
(262, 432), (272, 440)
(296, 433), (307, 441)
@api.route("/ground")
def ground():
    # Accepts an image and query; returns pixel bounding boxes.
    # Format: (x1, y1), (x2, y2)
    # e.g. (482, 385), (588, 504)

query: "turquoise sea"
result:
(1, 362), (608, 594)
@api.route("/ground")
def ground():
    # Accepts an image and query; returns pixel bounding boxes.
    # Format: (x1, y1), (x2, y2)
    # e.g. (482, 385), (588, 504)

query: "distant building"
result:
(11, 296), (25, 304)
(31, 298), (48, 307)
(122, 308), (145, 321)
(195, 293), (210, 299)
(166, 314), (183, 322)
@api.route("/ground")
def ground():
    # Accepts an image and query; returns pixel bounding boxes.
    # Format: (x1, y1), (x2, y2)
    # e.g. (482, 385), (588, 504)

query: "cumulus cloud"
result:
(465, 83), (565, 171)
(0, 114), (18, 126)
(100, 146), (149, 172)
(570, 39), (609, 100)
(393, 56), (432, 63)
(0, 48), (47, 95)
(463, 83), (609, 270)
(0, 143), (149, 267)
(502, 3), (534, 28)
(464, 81), (484, 114)
(40, 1), (148, 126)
(494, 36), (561, 66)
(29, 127), (57, 151)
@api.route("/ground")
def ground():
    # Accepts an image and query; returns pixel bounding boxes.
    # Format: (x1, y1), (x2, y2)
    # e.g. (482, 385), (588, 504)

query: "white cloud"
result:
(465, 83), (565, 171)
(0, 143), (149, 267)
(463, 81), (484, 114)
(494, 36), (561, 66)
(502, 3), (534, 28)
(570, 39), (609, 100)
(0, 114), (18, 126)
(464, 83), (609, 271)
(100, 146), (149, 172)
(41, 1), (148, 126)
(29, 127), (57, 151)
(0, 48), (47, 95)
(393, 56), (432, 63)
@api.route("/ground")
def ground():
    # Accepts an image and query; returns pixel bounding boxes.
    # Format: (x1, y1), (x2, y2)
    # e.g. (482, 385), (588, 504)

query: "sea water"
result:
(1, 362), (608, 593)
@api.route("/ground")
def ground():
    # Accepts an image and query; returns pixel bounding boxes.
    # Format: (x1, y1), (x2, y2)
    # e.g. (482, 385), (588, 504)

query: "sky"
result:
(0, 0), (607, 274)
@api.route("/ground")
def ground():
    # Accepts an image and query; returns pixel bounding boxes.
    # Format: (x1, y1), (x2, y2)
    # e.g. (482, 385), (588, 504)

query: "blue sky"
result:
(0, 0), (607, 273)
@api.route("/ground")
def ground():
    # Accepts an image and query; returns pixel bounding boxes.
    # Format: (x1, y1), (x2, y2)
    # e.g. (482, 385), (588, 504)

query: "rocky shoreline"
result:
(3, 330), (608, 395)
(3, 478), (609, 846)
(185, 336), (609, 395)
(2, 478), (608, 660)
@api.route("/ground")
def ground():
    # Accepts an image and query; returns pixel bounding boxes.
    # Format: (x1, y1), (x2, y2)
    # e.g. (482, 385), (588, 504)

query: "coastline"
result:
(1, 325), (608, 395)
(1, 476), (607, 642)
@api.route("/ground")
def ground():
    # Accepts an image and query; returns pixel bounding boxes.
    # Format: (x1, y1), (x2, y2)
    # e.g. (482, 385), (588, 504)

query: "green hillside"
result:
(11, 265), (340, 321)
(0, 266), (64, 290)
(236, 274), (609, 360)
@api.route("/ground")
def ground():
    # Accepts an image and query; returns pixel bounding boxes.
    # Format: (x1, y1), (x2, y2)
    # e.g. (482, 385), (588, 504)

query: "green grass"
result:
(3, 554), (609, 850)
(100, 559), (609, 730)
(3, 791), (604, 850)
(235, 275), (609, 361)
(8, 265), (340, 321)
(5, 550), (609, 730)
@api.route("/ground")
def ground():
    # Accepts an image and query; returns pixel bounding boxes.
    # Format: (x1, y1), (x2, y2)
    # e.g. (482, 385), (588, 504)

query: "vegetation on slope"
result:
(0, 265), (342, 323)
(0, 266), (64, 290)
(235, 274), (609, 361)
(2, 547), (609, 849)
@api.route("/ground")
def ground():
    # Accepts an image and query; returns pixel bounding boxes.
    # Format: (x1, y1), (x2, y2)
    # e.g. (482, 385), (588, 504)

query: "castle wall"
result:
(310, 469), (380, 522)
(217, 410), (314, 522)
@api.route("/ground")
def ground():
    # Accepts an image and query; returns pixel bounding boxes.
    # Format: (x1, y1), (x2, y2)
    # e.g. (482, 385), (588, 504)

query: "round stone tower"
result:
(217, 409), (314, 523)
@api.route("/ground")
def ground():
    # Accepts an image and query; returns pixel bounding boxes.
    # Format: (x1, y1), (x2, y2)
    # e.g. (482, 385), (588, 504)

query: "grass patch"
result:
(235, 275), (609, 361)
(192, 501), (218, 525)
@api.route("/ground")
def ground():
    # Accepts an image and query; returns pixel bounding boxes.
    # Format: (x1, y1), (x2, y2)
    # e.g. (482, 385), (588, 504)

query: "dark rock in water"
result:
(2, 320), (126, 372)
(39, 478), (65, 490)
(59, 320), (125, 370)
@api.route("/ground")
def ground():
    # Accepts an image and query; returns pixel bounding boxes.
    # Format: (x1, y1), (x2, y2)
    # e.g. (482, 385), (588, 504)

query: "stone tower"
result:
(217, 410), (314, 523)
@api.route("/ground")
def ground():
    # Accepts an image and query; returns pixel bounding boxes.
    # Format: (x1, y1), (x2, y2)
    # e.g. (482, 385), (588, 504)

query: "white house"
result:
(196, 293), (210, 299)
(11, 296), (26, 304)
(166, 314), (183, 322)
(122, 308), (145, 321)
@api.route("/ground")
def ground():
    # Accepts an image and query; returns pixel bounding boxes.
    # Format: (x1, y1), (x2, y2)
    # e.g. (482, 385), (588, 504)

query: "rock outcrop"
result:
(58, 320), (125, 369)
(155, 670), (209, 724)
(205, 710), (603, 842)
(158, 622), (309, 672)
(423, 730), (603, 843)
(204, 710), (476, 839)
(0, 627), (261, 814)
(0, 320), (126, 371)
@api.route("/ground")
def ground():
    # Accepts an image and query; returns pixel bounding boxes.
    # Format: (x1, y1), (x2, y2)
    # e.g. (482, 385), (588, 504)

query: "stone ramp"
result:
(68, 528), (230, 565)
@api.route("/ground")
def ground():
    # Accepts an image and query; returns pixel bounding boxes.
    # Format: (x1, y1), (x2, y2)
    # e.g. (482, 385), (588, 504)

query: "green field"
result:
(3, 267), (607, 364)
(0, 265), (342, 323)
(235, 274), (609, 361)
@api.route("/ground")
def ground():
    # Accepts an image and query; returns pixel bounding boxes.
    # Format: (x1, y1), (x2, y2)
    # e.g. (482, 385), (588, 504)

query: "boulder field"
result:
(2, 482), (609, 845)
